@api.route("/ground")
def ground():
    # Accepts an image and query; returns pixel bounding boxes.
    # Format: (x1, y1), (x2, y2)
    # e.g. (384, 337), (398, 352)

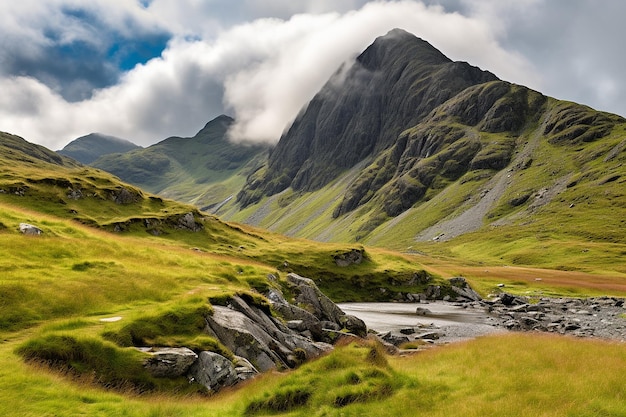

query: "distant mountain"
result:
(92, 115), (269, 211)
(223, 28), (626, 257)
(2, 131), (80, 168)
(58, 133), (141, 164)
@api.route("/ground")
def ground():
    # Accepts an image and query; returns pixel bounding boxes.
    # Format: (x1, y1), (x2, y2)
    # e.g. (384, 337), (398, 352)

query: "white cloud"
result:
(0, 0), (542, 150)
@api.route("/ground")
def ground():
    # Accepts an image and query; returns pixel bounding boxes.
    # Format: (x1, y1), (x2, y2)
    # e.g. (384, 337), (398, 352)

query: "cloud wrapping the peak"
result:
(223, 1), (540, 143)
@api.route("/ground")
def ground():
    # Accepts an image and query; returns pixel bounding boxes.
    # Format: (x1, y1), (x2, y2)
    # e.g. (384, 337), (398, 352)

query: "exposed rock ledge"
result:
(140, 272), (367, 393)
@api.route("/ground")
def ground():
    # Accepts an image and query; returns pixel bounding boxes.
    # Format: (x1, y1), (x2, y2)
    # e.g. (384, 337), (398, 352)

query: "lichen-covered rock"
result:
(204, 296), (332, 372)
(232, 355), (259, 382)
(140, 347), (197, 377)
(286, 273), (367, 337)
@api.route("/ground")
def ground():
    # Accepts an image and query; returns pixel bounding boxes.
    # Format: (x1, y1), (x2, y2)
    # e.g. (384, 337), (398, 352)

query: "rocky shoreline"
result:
(365, 292), (626, 348)
(481, 293), (626, 340)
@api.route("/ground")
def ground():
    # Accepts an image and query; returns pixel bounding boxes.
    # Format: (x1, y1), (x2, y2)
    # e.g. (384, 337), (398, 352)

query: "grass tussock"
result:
(244, 340), (404, 415)
(16, 334), (157, 392)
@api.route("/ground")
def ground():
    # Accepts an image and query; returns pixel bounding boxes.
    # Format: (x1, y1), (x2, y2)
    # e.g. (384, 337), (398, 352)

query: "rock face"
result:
(204, 295), (332, 372)
(285, 273), (367, 337)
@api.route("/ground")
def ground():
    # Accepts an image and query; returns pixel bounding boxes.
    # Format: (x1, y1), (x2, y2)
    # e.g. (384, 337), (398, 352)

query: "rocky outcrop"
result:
(204, 295), (332, 372)
(333, 249), (364, 267)
(449, 277), (482, 302)
(187, 351), (239, 392)
(110, 186), (141, 204)
(136, 273), (369, 393)
(110, 211), (204, 234)
(285, 273), (367, 337)
(140, 347), (198, 377)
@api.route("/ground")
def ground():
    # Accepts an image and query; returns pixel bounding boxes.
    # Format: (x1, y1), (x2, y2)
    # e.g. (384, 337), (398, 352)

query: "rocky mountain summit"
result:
(237, 28), (499, 207)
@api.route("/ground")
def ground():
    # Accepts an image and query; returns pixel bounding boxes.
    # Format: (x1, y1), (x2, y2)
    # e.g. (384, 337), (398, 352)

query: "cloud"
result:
(0, 0), (170, 101)
(223, 1), (540, 143)
(448, 0), (626, 116)
(0, 1), (542, 150)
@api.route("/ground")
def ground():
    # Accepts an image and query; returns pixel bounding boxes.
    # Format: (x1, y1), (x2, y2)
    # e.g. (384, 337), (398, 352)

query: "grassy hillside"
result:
(1, 130), (625, 415)
(57, 133), (141, 164)
(223, 97), (626, 282)
(91, 115), (269, 211)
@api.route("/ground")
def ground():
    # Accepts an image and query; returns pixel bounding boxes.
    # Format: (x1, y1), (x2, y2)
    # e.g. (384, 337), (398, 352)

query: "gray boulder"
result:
(19, 223), (43, 235)
(177, 212), (203, 232)
(286, 273), (367, 337)
(449, 277), (482, 301)
(188, 351), (238, 392)
(233, 355), (259, 382)
(139, 347), (198, 377)
(204, 296), (332, 372)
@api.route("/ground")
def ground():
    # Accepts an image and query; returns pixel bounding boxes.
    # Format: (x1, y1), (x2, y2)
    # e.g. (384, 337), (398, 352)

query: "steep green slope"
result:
(58, 133), (141, 164)
(92, 115), (269, 210)
(0, 130), (446, 332)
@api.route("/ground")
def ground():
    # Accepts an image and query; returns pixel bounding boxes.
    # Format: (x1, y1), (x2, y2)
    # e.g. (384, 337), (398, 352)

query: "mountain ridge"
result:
(91, 115), (269, 210)
(58, 132), (141, 164)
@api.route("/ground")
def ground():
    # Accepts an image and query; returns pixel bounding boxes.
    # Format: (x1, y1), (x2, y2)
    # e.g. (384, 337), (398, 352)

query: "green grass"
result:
(0, 134), (445, 400)
(2, 128), (626, 416)
(3, 333), (625, 416)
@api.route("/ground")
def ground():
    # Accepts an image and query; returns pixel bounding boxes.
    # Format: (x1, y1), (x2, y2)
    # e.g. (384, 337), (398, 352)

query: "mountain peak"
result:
(201, 114), (234, 131)
(58, 133), (140, 164)
(357, 28), (450, 70)
(237, 29), (497, 206)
